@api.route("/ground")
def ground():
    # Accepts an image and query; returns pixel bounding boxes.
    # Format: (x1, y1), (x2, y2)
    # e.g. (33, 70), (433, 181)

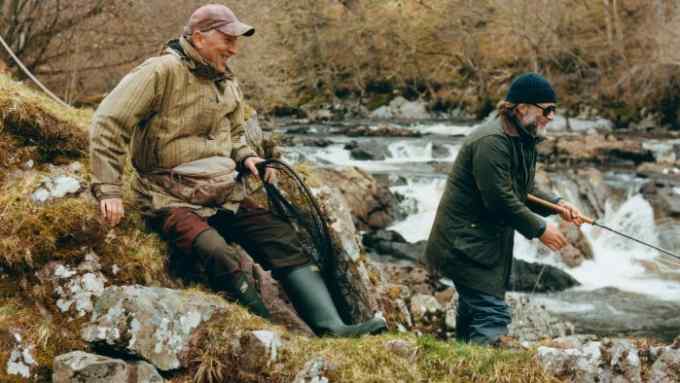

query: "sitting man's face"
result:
(193, 29), (239, 73)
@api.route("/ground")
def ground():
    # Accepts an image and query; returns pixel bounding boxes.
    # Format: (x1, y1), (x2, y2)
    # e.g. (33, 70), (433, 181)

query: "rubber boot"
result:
(193, 229), (270, 319)
(279, 264), (387, 337)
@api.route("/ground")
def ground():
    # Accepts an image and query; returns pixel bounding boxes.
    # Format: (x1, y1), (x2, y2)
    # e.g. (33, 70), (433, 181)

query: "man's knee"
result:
(160, 207), (211, 254)
(193, 228), (241, 275)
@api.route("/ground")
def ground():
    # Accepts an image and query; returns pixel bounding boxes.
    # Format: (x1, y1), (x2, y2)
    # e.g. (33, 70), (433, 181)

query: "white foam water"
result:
(388, 177), (448, 243)
(516, 194), (680, 300)
(406, 122), (476, 136)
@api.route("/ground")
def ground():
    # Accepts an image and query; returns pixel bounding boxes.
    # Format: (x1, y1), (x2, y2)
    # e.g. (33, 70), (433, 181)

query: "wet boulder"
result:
(314, 167), (401, 230)
(558, 221), (594, 267)
(362, 229), (425, 263)
(510, 259), (580, 293)
(344, 139), (390, 160)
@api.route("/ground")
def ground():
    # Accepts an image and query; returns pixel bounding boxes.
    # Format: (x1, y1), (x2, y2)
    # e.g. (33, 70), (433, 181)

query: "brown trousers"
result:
(156, 203), (311, 272)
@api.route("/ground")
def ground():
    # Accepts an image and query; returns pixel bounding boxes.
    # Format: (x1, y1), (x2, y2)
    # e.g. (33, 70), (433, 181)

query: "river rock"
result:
(31, 175), (83, 203)
(236, 330), (283, 379)
(558, 221), (594, 266)
(657, 188), (680, 216)
(345, 124), (423, 138)
(4, 332), (37, 381)
(510, 259), (580, 293)
(36, 253), (108, 319)
(81, 286), (230, 371)
(649, 345), (680, 383)
(507, 293), (575, 341)
(362, 230), (424, 263)
(537, 338), (643, 383)
(547, 116), (614, 133)
(377, 287), (413, 331)
(345, 140), (390, 160)
(432, 143), (450, 159)
(315, 167), (401, 230)
(245, 110), (265, 156)
(52, 351), (164, 383)
(293, 357), (335, 383)
(537, 341), (603, 382)
(538, 134), (654, 168)
(410, 294), (443, 322)
(310, 186), (383, 323)
(369, 97), (431, 120)
(572, 167), (610, 218)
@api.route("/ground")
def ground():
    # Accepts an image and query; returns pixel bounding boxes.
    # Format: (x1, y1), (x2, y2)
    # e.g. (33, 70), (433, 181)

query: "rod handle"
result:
(526, 194), (594, 225)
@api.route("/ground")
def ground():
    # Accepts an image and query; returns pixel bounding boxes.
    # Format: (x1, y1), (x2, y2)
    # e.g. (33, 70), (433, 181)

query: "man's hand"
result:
(244, 157), (276, 183)
(539, 222), (568, 251)
(100, 198), (124, 227)
(558, 200), (585, 226)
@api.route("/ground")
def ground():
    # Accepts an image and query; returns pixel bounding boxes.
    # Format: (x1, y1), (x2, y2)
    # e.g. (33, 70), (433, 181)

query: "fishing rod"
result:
(527, 194), (680, 261)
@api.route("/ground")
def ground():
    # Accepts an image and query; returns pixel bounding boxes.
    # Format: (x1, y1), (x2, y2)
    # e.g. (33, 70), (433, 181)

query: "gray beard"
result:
(523, 120), (539, 136)
(514, 113), (539, 137)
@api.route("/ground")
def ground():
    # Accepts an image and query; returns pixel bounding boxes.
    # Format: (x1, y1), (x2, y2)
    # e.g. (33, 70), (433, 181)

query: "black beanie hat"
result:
(505, 72), (557, 104)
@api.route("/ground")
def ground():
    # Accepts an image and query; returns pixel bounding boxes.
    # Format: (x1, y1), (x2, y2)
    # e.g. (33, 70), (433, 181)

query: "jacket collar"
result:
(166, 36), (234, 81)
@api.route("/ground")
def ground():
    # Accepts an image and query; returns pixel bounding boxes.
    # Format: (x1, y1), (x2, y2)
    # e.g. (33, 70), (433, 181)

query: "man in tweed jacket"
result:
(89, 4), (386, 337)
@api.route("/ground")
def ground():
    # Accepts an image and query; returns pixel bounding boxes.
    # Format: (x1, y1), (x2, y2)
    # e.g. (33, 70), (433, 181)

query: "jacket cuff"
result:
(91, 183), (122, 201)
(535, 219), (547, 239)
(234, 145), (257, 164)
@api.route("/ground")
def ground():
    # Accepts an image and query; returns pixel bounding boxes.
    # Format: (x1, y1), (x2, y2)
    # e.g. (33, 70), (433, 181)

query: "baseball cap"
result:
(185, 4), (255, 37)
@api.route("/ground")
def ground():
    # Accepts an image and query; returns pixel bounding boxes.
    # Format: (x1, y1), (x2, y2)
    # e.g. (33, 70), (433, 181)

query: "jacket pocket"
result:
(452, 223), (502, 269)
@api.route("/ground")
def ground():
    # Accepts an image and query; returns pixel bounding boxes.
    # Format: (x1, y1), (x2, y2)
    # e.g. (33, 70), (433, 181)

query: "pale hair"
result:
(496, 100), (516, 119)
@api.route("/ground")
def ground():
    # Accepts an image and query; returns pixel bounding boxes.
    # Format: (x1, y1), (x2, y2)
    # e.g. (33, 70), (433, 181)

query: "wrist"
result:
(239, 155), (257, 171)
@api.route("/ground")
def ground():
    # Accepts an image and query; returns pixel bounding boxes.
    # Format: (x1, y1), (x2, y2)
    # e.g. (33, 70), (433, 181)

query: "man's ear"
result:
(191, 31), (203, 48)
(515, 104), (528, 117)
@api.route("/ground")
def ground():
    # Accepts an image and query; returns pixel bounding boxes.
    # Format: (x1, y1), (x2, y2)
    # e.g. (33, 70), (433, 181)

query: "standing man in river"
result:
(89, 3), (386, 337)
(425, 73), (584, 346)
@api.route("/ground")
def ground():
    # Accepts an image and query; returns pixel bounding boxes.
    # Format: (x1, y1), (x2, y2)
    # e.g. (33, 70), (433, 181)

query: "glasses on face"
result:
(532, 104), (556, 117)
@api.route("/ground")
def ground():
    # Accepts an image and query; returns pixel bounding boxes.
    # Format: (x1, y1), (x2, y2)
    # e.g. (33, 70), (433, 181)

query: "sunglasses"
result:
(532, 104), (556, 117)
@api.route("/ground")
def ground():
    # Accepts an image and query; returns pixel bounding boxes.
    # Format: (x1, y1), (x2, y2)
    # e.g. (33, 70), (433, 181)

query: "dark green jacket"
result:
(424, 113), (559, 298)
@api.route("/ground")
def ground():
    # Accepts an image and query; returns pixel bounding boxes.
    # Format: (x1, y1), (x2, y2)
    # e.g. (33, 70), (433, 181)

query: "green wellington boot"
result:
(280, 264), (387, 337)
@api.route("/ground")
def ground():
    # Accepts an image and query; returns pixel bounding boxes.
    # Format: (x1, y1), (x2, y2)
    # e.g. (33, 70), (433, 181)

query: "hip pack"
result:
(146, 156), (243, 206)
